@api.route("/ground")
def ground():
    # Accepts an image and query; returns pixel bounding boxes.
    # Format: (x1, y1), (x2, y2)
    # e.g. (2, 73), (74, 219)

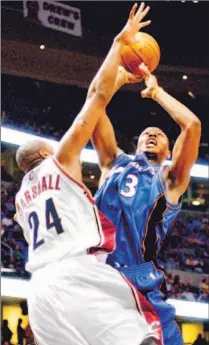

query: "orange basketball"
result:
(121, 32), (160, 76)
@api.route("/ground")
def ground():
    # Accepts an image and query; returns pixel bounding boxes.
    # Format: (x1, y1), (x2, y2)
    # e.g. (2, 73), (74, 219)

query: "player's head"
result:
(16, 140), (54, 174)
(136, 127), (171, 163)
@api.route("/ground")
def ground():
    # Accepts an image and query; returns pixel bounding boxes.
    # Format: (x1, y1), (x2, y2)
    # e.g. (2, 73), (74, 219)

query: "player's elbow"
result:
(186, 117), (201, 136)
(89, 86), (110, 106)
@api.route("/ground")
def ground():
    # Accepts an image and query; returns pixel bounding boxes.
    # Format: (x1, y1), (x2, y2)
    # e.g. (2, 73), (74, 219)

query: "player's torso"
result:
(95, 152), (181, 267)
(15, 157), (115, 273)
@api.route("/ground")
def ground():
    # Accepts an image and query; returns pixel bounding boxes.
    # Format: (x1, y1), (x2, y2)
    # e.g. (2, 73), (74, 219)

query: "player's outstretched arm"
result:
(91, 2), (151, 183)
(92, 66), (141, 166)
(140, 64), (201, 196)
(55, 3), (150, 176)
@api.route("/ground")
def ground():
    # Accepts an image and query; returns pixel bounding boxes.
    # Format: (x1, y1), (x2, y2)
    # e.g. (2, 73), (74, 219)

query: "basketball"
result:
(121, 32), (160, 76)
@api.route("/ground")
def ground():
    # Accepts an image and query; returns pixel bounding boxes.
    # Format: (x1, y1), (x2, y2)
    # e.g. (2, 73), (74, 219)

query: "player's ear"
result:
(166, 150), (171, 159)
(39, 150), (49, 159)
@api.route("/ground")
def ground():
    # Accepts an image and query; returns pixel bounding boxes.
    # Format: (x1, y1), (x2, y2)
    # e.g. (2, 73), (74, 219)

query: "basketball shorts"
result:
(117, 261), (183, 345)
(28, 255), (163, 345)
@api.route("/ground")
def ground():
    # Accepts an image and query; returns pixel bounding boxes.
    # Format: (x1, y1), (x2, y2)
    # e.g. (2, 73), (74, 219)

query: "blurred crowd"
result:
(165, 273), (209, 303)
(159, 212), (209, 274)
(2, 73), (209, 161)
(1, 179), (28, 279)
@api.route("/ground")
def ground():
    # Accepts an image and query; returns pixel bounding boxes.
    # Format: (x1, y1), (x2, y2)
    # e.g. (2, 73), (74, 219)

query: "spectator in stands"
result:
(1, 320), (13, 345)
(198, 291), (209, 303)
(165, 274), (173, 297)
(192, 334), (207, 345)
(17, 318), (25, 345)
(199, 278), (209, 293)
(181, 286), (196, 302)
(25, 324), (35, 345)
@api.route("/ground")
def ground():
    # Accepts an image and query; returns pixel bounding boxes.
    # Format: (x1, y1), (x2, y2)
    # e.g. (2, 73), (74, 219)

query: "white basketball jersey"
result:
(15, 157), (115, 273)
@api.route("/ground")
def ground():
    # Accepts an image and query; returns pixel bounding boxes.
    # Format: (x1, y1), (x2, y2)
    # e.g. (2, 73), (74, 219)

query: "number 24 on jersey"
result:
(28, 197), (64, 250)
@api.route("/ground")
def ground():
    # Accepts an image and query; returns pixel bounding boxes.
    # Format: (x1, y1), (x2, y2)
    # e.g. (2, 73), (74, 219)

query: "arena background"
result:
(1, 1), (209, 344)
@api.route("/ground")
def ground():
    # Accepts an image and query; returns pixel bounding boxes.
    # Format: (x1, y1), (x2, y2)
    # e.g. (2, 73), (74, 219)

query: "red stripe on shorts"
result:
(119, 272), (164, 345)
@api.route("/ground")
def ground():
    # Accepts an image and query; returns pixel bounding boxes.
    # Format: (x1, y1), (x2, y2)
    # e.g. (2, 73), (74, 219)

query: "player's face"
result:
(137, 127), (171, 162)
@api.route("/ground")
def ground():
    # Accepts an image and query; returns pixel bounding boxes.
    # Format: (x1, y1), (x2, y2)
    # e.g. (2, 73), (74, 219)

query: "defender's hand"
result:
(118, 66), (143, 84)
(116, 3), (151, 46)
(139, 63), (159, 98)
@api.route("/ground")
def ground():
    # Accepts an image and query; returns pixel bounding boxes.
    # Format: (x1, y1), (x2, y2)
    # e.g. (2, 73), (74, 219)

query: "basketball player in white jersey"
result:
(15, 4), (163, 345)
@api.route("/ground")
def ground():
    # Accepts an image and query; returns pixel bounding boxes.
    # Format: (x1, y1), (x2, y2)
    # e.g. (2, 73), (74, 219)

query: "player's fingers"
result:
(135, 2), (145, 17)
(129, 74), (142, 83)
(138, 64), (150, 79)
(141, 88), (149, 98)
(129, 3), (138, 19)
(139, 20), (151, 28)
(137, 5), (150, 21)
(132, 77), (143, 83)
(139, 62), (150, 74)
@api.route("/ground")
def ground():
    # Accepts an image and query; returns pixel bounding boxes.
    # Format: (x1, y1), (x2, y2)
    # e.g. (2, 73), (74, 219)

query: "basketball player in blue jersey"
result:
(92, 63), (201, 345)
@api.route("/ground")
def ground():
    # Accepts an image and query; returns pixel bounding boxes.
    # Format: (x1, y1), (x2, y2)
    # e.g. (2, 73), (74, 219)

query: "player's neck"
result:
(27, 159), (43, 173)
(144, 152), (161, 165)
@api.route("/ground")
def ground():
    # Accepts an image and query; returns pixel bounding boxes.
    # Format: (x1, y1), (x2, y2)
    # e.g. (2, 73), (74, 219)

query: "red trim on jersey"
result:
(52, 157), (94, 204)
(119, 272), (164, 345)
(88, 208), (116, 255)
(52, 157), (115, 255)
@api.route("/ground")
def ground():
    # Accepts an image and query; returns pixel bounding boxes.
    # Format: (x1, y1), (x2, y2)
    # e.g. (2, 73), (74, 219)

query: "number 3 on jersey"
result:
(28, 197), (64, 250)
(120, 174), (138, 197)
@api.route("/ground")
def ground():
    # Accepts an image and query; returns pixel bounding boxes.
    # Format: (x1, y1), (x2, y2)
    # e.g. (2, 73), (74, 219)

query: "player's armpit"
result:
(168, 119), (201, 195)
(98, 148), (124, 188)
(99, 167), (111, 188)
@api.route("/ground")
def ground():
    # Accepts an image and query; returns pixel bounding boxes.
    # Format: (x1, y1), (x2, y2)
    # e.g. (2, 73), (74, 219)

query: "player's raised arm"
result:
(91, 3), (151, 176)
(55, 3), (150, 175)
(140, 63), (201, 196)
(91, 67), (141, 186)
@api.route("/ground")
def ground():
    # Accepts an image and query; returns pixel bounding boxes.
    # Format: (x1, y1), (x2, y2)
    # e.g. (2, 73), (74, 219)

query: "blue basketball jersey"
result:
(95, 152), (182, 267)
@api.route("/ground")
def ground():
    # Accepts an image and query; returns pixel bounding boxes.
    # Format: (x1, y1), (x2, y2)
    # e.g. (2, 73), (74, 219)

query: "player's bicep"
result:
(169, 123), (201, 192)
(55, 94), (105, 166)
(92, 113), (119, 168)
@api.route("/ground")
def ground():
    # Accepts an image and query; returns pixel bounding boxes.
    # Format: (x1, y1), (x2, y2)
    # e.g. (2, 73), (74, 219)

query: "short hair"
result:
(16, 140), (54, 172)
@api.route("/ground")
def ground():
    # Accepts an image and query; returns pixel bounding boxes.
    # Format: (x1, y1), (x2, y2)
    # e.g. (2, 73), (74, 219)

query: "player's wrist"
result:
(114, 35), (126, 47)
(151, 87), (163, 101)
